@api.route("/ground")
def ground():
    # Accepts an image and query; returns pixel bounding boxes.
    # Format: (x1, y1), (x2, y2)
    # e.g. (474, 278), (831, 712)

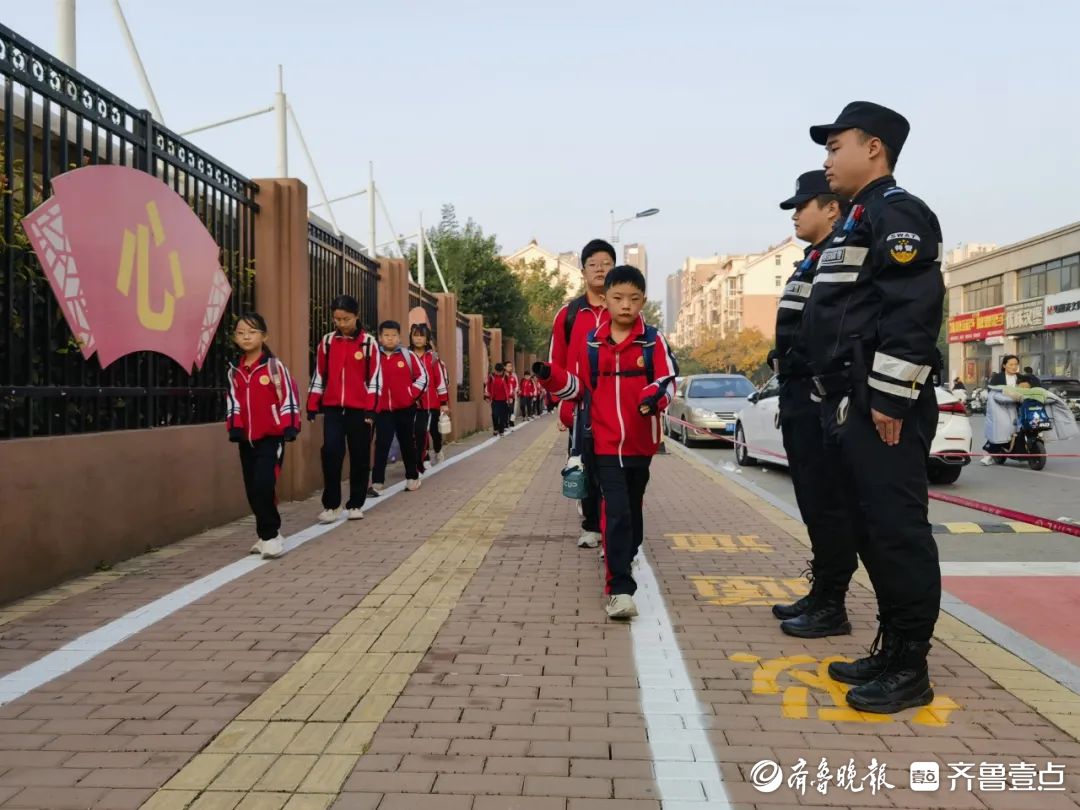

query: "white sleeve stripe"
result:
(868, 377), (920, 400)
(778, 301), (805, 311)
(873, 352), (931, 384)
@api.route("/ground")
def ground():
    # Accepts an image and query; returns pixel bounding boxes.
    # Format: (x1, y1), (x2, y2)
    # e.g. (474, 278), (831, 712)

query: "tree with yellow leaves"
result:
(691, 327), (772, 381)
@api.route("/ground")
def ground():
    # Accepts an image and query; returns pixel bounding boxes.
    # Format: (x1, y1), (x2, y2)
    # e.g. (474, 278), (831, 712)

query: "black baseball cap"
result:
(809, 101), (910, 157)
(779, 170), (831, 210)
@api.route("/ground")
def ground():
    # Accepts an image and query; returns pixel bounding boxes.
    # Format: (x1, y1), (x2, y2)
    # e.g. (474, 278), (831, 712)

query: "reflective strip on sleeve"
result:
(778, 300), (805, 311)
(868, 377), (920, 400)
(873, 352), (931, 384)
(813, 272), (860, 285)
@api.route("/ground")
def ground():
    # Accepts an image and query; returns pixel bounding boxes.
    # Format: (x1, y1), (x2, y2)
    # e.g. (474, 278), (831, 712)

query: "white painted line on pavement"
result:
(0, 420), (535, 706)
(941, 561), (1080, 576)
(632, 553), (732, 809)
(668, 440), (1080, 699)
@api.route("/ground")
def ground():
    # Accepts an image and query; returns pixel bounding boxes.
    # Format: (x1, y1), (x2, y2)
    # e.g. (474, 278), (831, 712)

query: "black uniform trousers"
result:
(373, 406), (419, 484)
(427, 408), (444, 455)
(778, 377), (858, 589)
(491, 400), (510, 434)
(240, 437), (285, 540)
(412, 408), (432, 473)
(820, 385), (941, 641)
(321, 408), (371, 510)
(596, 458), (650, 596)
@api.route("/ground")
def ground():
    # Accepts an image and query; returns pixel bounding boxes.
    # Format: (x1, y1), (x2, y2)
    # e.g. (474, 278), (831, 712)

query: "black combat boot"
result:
(780, 583), (851, 638)
(772, 563), (816, 620)
(844, 639), (934, 714)
(828, 623), (897, 685)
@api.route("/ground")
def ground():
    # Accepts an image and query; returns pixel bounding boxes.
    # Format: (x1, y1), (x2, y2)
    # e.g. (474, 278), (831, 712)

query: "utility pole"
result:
(56, 0), (76, 67)
(368, 162), (376, 259)
(418, 212), (426, 289)
(275, 65), (288, 177)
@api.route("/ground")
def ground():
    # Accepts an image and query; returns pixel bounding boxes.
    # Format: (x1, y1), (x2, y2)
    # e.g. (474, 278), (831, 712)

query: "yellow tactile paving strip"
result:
(668, 441), (1080, 741)
(142, 427), (558, 810)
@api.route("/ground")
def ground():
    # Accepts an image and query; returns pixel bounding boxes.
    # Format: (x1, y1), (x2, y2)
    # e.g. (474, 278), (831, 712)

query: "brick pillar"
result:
(252, 178), (320, 501)
(488, 328), (503, 367)
(377, 257), (411, 329)
(468, 315), (487, 429)
(434, 292), (460, 439)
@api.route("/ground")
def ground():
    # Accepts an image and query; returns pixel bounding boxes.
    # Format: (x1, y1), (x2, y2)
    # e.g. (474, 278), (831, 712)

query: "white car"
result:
(734, 376), (973, 484)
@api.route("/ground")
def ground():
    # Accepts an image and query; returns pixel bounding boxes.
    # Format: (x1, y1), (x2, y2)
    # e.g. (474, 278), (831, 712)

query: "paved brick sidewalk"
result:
(0, 420), (1078, 808)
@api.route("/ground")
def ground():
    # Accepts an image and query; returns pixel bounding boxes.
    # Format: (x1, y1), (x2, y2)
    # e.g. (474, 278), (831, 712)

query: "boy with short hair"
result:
(535, 265), (678, 619)
(484, 363), (511, 436)
(371, 320), (427, 493)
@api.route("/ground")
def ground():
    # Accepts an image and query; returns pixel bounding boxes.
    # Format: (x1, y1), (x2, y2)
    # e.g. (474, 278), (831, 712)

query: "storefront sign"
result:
(947, 306), (1004, 343)
(1005, 298), (1045, 335)
(1044, 289), (1080, 331)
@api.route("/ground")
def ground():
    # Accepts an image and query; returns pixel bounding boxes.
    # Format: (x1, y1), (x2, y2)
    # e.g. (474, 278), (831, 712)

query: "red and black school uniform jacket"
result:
(485, 373), (511, 402)
(413, 350), (449, 409)
(507, 373), (519, 399)
(521, 378), (536, 398)
(227, 351), (302, 442)
(540, 320), (677, 466)
(378, 347), (428, 411)
(307, 330), (382, 417)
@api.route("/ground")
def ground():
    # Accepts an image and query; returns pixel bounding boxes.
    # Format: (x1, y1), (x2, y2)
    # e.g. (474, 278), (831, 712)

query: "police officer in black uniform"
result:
(769, 170), (858, 639)
(798, 102), (944, 714)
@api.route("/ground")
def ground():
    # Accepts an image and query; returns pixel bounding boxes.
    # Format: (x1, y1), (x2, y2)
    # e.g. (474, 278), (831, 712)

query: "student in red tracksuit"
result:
(520, 374), (535, 419)
(536, 265), (678, 619)
(227, 312), (301, 560)
(549, 238), (617, 549)
(372, 320), (428, 492)
(307, 295), (382, 523)
(408, 324), (449, 473)
(505, 362), (519, 426)
(484, 363), (512, 436)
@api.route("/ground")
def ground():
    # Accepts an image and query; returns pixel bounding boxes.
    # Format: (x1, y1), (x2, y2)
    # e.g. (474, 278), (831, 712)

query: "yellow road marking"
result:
(941, 522), (983, 534)
(665, 533), (772, 553)
(144, 428), (557, 809)
(667, 442), (1080, 740)
(691, 575), (808, 606)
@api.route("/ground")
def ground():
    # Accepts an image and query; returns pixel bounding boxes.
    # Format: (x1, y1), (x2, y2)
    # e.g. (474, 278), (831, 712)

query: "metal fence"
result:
(456, 312), (470, 402)
(0, 23), (258, 439)
(307, 220), (379, 368)
(407, 281), (439, 347)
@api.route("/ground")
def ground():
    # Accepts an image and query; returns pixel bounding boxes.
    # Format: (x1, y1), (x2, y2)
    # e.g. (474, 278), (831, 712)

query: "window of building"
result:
(962, 277), (1002, 311)
(1017, 255), (1080, 301)
(775, 275), (782, 287)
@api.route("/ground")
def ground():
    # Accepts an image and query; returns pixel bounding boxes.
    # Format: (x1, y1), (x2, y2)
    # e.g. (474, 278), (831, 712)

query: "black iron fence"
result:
(0, 23), (257, 439)
(307, 219), (379, 368)
(456, 312), (470, 402)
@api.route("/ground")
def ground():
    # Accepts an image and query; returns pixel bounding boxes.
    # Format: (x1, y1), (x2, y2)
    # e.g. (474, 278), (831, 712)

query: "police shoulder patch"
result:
(886, 231), (921, 265)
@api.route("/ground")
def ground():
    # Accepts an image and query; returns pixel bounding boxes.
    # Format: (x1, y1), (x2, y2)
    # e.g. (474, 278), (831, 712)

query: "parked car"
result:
(1040, 377), (1080, 418)
(734, 376), (973, 484)
(663, 373), (757, 446)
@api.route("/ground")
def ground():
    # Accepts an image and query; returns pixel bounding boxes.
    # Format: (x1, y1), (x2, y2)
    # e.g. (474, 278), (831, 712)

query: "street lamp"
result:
(611, 207), (660, 243)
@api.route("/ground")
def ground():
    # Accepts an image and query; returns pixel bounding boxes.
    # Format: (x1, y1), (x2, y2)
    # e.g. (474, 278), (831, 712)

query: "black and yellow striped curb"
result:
(932, 521), (1052, 535)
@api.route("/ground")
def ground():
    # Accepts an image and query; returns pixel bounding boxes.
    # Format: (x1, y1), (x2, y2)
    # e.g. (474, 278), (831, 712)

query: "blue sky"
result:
(7, 1), (1080, 309)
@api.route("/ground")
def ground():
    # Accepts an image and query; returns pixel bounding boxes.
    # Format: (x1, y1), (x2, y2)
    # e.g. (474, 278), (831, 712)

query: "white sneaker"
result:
(577, 531), (601, 549)
(980, 455), (995, 466)
(318, 508), (340, 524)
(405, 478), (421, 492)
(436, 451), (446, 463)
(372, 483), (384, 493)
(249, 540), (264, 555)
(605, 594), (638, 619)
(347, 508), (364, 520)
(261, 535), (285, 559)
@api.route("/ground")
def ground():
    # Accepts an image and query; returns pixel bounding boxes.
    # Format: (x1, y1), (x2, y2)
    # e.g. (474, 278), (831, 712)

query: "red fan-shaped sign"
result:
(21, 165), (232, 371)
